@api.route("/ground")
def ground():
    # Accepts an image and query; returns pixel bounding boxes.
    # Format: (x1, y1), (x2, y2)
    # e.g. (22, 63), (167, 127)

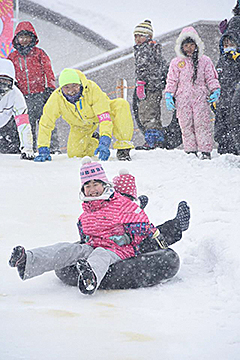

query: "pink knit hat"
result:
(113, 169), (137, 200)
(80, 156), (109, 186)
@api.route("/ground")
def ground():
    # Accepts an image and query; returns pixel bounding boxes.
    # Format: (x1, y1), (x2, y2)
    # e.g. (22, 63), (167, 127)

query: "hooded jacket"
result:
(38, 70), (121, 148)
(0, 59), (33, 152)
(165, 27), (220, 100)
(8, 21), (55, 95)
(219, 15), (240, 54)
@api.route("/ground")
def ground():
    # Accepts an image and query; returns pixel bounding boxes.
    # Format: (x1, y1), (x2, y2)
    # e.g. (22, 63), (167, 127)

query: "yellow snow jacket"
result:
(37, 70), (122, 148)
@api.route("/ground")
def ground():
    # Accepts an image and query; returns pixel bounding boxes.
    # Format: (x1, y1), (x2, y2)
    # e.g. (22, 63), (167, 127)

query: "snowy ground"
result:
(1, 149), (240, 360)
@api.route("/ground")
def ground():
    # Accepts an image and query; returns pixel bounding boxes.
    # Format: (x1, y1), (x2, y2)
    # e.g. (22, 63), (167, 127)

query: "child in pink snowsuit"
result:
(165, 26), (221, 159)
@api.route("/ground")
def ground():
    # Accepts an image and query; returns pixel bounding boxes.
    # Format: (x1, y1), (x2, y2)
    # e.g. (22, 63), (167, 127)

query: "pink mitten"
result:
(136, 80), (146, 100)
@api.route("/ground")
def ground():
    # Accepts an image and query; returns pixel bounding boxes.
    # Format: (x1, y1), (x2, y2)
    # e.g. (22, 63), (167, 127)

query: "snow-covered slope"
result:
(1, 149), (240, 359)
(30, 0), (234, 47)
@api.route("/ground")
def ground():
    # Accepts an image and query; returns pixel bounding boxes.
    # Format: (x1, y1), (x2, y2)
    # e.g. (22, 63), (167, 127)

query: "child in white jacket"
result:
(0, 58), (34, 159)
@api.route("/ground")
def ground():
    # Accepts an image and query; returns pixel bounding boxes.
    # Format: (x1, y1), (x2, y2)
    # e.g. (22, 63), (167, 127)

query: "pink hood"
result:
(175, 26), (204, 58)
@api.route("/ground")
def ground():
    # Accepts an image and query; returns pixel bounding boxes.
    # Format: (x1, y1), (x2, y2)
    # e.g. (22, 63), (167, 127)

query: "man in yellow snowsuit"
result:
(34, 68), (134, 162)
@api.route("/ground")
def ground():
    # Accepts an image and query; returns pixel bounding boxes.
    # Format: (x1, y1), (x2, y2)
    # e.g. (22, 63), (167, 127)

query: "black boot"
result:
(9, 246), (26, 279)
(117, 149), (131, 161)
(138, 195), (149, 209)
(200, 152), (211, 160)
(186, 151), (198, 157)
(175, 201), (190, 231)
(76, 260), (97, 295)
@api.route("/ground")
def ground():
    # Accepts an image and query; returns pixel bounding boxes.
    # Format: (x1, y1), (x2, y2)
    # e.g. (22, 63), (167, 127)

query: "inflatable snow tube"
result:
(55, 249), (180, 290)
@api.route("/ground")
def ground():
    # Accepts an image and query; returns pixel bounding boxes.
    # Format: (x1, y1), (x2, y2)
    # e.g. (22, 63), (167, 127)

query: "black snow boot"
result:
(76, 260), (97, 295)
(186, 151), (198, 157)
(200, 152), (211, 160)
(138, 195), (149, 209)
(175, 201), (190, 231)
(9, 246), (26, 279)
(117, 149), (131, 161)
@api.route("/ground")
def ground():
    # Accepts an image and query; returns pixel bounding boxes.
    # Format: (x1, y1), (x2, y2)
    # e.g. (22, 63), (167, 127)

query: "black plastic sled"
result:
(132, 88), (182, 150)
(55, 249), (180, 290)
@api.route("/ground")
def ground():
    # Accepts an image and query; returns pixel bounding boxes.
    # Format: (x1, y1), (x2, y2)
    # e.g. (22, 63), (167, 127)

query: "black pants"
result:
(138, 218), (182, 253)
(25, 93), (60, 152)
(0, 117), (20, 154)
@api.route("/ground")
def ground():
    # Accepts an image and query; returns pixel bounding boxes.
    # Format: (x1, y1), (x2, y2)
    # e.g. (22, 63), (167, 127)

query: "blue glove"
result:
(165, 92), (175, 111)
(34, 147), (52, 162)
(94, 135), (111, 161)
(208, 89), (221, 103)
(145, 129), (165, 148)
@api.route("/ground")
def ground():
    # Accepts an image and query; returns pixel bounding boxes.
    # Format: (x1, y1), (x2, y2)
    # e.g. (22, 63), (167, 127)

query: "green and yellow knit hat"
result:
(59, 68), (81, 87)
(134, 19), (153, 37)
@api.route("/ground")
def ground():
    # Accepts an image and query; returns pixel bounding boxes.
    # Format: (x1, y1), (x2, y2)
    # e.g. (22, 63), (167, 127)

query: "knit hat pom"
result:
(134, 19), (153, 37)
(119, 169), (129, 175)
(113, 171), (138, 199)
(82, 156), (92, 165)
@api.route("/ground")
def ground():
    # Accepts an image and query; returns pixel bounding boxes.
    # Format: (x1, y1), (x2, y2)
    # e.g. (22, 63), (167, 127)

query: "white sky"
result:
(31, 0), (236, 47)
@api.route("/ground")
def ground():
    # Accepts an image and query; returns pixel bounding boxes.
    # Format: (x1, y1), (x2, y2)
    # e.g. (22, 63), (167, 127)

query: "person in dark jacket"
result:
(215, 1), (240, 155)
(133, 20), (168, 150)
(8, 21), (60, 153)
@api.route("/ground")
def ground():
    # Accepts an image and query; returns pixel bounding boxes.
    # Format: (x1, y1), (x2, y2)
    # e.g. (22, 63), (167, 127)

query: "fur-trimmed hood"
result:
(175, 26), (204, 58)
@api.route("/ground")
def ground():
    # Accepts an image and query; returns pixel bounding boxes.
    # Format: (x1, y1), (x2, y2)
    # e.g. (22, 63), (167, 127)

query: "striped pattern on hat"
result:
(80, 156), (109, 186)
(134, 20), (153, 37)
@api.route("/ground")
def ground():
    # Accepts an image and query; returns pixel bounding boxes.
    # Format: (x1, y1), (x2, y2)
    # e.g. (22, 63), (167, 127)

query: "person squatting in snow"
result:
(0, 59), (34, 159)
(34, 68), (134, 162)
(8, 21), (60, 153)
(165, 26), (221, 160)
(214, 0), (240, 155)
(133, 19), (168, 150)
(9, 157), (190, 296)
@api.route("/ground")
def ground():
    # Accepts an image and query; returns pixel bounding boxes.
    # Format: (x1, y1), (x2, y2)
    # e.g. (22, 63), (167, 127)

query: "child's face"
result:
(182, 42), (196, 57)
(223, 37), (236, 49)
(84, 180), (105, 197)
(62, 83), (80, 96)
(134, 34), (148, 45)
(17, 34), (32, 47)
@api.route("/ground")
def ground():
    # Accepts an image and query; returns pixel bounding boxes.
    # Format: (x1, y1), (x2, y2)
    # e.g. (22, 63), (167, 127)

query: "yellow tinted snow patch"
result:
(121, 331), (154, 342)
(96, 302), (115, 308)
(43, 309), (81, 317)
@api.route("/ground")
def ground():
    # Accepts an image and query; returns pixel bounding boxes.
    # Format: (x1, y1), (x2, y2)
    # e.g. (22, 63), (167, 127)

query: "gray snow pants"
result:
(138, 90), (163, 130)
(24, 242), (121, 289)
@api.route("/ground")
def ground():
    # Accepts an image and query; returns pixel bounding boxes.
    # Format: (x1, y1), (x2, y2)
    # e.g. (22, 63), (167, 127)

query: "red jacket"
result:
(79, 192), (156, 260)
(8, 21), (55, 95)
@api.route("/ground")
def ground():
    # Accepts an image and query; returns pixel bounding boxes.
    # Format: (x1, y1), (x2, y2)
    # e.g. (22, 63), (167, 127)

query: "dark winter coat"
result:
(8, 21), (55, 95)
(134, 40), (168, 92)
(219, 15), (240, 54)
(215, 24), (240, 154)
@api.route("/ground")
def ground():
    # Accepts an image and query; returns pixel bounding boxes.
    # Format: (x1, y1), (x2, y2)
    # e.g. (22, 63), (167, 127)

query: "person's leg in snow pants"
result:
(23, 242), (120, 289)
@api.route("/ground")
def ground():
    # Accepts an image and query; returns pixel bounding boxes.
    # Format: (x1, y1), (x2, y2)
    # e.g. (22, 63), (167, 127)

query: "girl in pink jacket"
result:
(165, 27), (221, 159)
(9, 157), (167, 295)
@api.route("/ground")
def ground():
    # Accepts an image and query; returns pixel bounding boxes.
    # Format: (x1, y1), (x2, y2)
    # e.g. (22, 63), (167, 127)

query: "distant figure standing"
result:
(165, 26), (221, 160)
(133, 19), (168, 150)
(8, 21), (60, 153)
(216, 0), (240, 155)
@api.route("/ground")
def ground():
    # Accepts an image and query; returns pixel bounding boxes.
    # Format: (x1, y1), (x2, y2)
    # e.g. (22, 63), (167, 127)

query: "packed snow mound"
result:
(1, 148), (240, 359)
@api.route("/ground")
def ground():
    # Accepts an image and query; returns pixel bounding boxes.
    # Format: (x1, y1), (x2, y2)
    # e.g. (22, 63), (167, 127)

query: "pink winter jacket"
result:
(165, 55), (220, 106)
(79, 192), (155, 259)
